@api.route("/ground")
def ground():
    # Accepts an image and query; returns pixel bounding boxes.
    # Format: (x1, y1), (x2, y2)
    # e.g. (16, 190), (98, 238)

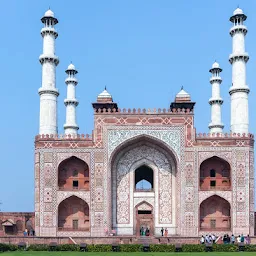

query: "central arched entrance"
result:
(111, 135), (177, 236)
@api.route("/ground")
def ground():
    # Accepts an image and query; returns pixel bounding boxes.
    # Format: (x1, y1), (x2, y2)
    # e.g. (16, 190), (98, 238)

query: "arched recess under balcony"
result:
(200, 156), (231, 190)
(58, 156), (89, 190)
(58, 196), (90, 231)
(200, 195), (231, 231)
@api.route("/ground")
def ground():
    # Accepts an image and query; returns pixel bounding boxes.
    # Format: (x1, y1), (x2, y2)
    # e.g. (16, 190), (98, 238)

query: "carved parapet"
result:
(196, 132), (254, 139)
(94, 107), (193, 115)
(35, 133), (93, 141)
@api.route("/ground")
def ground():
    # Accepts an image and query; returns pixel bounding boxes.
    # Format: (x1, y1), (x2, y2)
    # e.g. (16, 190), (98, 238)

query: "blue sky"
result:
(1, 0), (256, 211)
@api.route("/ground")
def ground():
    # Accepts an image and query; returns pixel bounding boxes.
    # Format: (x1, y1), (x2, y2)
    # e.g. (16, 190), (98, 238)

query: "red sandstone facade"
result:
(0, 90), (255, 239)
(30, 91), (255, 237)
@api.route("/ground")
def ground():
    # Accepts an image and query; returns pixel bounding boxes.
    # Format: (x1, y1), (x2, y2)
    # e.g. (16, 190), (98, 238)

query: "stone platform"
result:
(1, 236), (256, 245)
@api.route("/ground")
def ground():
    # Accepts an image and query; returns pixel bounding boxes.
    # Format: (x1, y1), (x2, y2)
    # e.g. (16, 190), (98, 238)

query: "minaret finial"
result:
(181, 86), (183, 90)
(105, 85), (107, 90)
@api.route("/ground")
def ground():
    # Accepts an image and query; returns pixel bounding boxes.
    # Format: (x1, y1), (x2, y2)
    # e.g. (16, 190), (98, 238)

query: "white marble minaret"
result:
(64, 63), (79, 135)
(208, 62), (224, 133)
(38, 9), (59, 135)
(229, 8), (249, 134)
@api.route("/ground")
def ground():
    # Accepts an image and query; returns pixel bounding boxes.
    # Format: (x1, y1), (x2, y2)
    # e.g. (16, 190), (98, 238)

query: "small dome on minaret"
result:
(212, 61), (220, 69)
(67, 63), (75, 70)
(233, 7), (244, 15)
(97, 87), (113, 103)
(175, 87), (191, 102)
(44, 9), (55, 18)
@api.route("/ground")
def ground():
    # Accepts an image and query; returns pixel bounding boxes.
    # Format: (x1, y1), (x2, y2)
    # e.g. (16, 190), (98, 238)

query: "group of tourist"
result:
(23, 229), (35, 236)
(140, 227), (150, 236)
(200, 234), (251, 244)
(200, 234), (217, 244)
(160, 227), (168, 237)
(222, 234), (251, 244)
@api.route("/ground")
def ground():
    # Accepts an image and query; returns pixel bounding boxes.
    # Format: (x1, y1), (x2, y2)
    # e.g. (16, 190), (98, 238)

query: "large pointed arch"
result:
(58, 156), (89, 190)
(110, 134), (178, 235)
(199, 195), (231, 231)
(200, 156), (231, 191)
(109, 134), (178, 168)
(58, 195), (90, 231)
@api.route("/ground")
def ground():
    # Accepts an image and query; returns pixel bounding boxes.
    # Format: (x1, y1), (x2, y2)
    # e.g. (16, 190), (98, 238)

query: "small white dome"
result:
(176, 88), (190, 98)
(67, 63), (76, 70)
(44, 9), (54, 18)
(212, 61), (220, 68)
(233, 7), (243, 15)
(98, 89), (112, 98)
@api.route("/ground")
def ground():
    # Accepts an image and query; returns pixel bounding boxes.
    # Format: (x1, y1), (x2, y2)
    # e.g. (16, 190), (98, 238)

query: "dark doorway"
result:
(135, 203), (154, 236)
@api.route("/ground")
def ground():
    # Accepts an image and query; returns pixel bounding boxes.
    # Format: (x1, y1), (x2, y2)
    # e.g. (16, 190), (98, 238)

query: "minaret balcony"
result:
(208, 98), (223, 105)
(208, 123), (224, 130)
(65, 77), (78, 85)
(229, 25), (247, 36)
(39, 54), (59, 65)
(229, 86), (250, 95)
(210, 77), (222, 84)
(38, 87), (59, 96)
(63, 124), (79, 131)
(229, 53), (249, 64)
(64, 99), (79, 106)
(41, 27), (58, 38)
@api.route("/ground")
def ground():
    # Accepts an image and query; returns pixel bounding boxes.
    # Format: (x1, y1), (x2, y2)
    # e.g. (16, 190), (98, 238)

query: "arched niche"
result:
(58, 156), (89, 191)
(200, 156), (231, 191)
(58, 196), (89, 231)
(200, 195), (231, 231)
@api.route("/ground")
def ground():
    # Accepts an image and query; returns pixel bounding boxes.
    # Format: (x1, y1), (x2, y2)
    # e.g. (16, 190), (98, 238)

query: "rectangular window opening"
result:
(210, 219), (216, 228)
(73, 180), (79, 189)
(210, 180), (216, 187)
(138, 210), (151, 214)
(73, 220), (78, 229)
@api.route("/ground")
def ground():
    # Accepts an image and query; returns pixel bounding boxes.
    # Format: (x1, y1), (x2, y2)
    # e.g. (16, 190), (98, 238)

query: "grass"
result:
(1, 252), (256, 256)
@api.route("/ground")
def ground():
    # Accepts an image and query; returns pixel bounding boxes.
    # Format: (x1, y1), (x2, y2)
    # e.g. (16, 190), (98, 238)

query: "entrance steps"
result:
(136, 236), (155, 244)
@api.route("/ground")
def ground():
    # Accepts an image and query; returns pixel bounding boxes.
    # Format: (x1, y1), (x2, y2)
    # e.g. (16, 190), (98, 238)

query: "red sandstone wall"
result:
(0, 212), (34, 236)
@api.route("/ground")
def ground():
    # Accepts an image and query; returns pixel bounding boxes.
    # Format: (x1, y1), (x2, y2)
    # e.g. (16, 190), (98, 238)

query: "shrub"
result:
(56, 244), (80, 251)
(213, 244), (238, 252)
(0, 243), (18, 252)
(149, 244), (175, 252)
(182, 244), (205, 252)
(245, 245), (256, 252)
(28, 244), (49, 251)
(87, 244), (112, 252)
(119, 244), (143, 252)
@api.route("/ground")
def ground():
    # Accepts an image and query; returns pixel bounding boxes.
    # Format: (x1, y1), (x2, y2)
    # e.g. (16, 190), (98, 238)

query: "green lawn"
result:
(1, 253), (256, 256)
